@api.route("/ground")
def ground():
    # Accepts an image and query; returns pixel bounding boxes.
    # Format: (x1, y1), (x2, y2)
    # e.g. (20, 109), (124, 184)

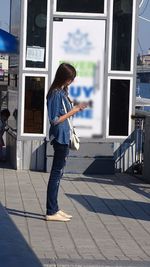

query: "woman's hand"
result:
(73, 103), (88, 113)
(56, 103), (88, 124)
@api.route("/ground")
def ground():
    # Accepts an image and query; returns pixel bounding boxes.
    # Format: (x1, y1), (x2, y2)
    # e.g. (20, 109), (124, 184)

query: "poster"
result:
(52, 19), (105, 137)
(26, 46), (45, 62)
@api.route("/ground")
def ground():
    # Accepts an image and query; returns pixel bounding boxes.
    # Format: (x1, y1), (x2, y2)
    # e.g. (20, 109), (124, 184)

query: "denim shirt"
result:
(47, 89), (72, 145)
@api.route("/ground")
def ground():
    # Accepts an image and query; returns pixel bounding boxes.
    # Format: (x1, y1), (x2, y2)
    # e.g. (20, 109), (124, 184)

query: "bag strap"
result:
(62, 99), (73, 130)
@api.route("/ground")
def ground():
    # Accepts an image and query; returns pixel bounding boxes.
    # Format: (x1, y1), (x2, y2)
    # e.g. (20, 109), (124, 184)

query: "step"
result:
(46, 155), (115, 175)
(46, 141), (115, 175)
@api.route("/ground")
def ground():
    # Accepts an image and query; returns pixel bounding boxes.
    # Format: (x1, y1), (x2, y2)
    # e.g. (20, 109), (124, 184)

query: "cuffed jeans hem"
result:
(46, 209), (59, 216)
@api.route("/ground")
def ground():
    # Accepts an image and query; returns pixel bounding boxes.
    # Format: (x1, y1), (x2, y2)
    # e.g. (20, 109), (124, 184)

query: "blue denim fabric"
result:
(47, 89), (72, 145)
(46, 140), (69, 215)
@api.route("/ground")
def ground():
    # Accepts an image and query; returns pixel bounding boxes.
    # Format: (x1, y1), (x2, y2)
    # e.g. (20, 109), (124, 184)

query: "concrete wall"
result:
(7, 131), (46, 171)
(143, 116), (150, 182)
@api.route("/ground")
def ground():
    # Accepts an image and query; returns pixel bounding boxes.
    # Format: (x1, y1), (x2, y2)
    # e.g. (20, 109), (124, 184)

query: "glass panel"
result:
(9, 0), (20, 74)
(52, 19), (106, 137)
(26, 0), (47, 68)
(24, 76), (45, 134)
(56, 0), (104, 13)
(8, 0), (20, 134)
(109, 79), (130, 136)
(111, 0), (133, 71)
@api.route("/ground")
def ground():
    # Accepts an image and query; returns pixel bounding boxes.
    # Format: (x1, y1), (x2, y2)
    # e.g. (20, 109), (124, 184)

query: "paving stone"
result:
(0, 169), (150, 266)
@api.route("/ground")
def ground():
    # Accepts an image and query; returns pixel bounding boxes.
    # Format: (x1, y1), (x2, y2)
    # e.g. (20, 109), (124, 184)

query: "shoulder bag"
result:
(62, 99), (80, 151)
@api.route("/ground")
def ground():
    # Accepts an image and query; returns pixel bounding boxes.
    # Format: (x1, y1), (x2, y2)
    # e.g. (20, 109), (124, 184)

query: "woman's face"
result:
(64, 78), (74, 87)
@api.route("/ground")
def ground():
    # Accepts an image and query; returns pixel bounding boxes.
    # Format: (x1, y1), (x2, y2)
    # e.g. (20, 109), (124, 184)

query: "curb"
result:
(41, 259), (150, 267)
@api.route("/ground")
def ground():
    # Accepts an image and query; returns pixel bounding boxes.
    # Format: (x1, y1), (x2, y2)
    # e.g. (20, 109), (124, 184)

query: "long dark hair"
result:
(47, 63), (76, 98)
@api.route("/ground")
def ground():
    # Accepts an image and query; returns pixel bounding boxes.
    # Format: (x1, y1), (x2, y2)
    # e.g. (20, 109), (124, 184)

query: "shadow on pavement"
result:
(66, 194), (150, 221)
(0, 160), (12, 169)
(0, 203), (43, 267)
(63, 174), (150, 200)
(6, 208), (45, 220)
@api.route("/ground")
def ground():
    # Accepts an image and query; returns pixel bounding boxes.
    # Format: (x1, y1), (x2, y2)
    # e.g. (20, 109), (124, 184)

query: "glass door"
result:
(52, 18), (106, 138)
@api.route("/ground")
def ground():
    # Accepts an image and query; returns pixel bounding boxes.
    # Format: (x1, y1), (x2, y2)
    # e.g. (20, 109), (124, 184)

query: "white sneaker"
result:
(58, 210), (72, 219)
(46, 212), (70, 222)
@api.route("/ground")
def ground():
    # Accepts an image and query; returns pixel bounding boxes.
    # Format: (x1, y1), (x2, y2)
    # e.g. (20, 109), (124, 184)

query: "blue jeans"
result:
(46, 140), (69, 215)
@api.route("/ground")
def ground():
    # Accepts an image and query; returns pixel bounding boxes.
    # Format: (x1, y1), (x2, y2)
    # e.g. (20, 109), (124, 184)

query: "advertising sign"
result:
(52, 19), (105, 137)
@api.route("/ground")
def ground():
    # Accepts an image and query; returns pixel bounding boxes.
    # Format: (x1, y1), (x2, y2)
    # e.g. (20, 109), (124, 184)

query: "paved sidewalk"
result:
(0, 167), (150, 267)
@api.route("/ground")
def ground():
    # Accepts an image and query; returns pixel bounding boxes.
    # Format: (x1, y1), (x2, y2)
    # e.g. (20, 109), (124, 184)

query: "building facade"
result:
(0, 55), (8, 77)
(140, 49), (150, 66)
(7, 0), (139, 173)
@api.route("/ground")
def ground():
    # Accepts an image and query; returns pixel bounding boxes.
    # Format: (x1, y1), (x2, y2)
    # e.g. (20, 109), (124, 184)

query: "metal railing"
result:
(131, 109), (150, 176)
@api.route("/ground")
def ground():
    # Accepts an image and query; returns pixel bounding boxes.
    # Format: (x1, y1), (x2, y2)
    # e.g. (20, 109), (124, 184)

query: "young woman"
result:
(46, 63), (87, 222)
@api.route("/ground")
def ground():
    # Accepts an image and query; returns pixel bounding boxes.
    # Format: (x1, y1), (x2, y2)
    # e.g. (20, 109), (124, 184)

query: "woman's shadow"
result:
(6, 207), (45, 220)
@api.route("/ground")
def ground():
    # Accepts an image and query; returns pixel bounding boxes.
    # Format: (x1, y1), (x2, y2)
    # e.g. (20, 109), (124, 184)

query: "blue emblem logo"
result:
(63, 29), (93, 54)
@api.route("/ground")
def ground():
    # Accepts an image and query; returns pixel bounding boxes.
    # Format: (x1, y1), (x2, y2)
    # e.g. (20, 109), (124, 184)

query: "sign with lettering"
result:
(52, 19), (105, 137)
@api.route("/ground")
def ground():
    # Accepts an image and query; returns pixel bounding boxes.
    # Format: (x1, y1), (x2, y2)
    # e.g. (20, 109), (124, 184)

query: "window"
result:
(26, 0), (47, 68)
(111, 0), (133, 71)
(109, 79), (130, 136)
(24, 76), (45, 134)
(56, 0), (104, 13)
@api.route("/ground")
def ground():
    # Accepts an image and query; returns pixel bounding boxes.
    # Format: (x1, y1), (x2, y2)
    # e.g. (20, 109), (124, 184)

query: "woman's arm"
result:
(56, 103), (87, 124)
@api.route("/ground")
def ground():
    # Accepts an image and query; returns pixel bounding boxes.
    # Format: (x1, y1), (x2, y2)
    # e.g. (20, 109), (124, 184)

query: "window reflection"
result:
(111, 0), (133, 71)
(26, 0), (47, 68)
(24, 76), (45, 134)
(56, 0), (104, 13)
(109, 79), (130, 136)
